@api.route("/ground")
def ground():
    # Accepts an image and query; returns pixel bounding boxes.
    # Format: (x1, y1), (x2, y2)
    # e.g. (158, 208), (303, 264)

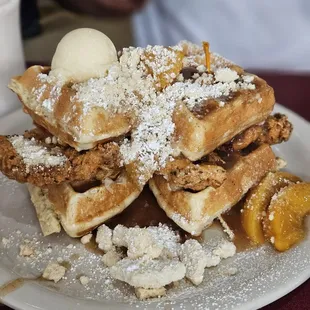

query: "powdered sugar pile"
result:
(74, 46), (180, 183)
(8, 136), (67, 173)
(162, 73), (255, 110)
(119, 94), (176, 183)
(141, 44), (183, 87)
(72, 47), (155, 114)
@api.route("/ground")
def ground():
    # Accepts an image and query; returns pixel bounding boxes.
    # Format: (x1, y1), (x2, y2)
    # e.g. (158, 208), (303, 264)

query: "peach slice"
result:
(241, 172), (301, 245)
(263, 182), (310, 252)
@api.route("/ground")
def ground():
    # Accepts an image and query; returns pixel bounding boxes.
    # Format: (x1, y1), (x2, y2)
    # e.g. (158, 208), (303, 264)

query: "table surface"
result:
(0, 72), (309, 310)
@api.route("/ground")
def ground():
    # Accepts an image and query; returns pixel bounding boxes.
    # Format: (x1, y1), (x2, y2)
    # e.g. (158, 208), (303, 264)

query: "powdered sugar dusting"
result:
(72, 43), (255, 184)
(8, 136), (67, 173)
(35, 73), (63, 113)
(32, 84), (46, 101)
(162, 75), (255, 110)
(74, 46), (177, 184)
(29, 42), (256, 185)
(119, 94), (176, 183)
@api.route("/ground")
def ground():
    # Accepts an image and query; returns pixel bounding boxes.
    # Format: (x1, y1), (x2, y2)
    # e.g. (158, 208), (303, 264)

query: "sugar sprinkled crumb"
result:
(2, 237), (10, 247)
(109, 224), (180, 259)
(180, 239), (209, 285)
(135, 287), (166, 300)
(218, 216), (235, 240)
(102, 248), (124, 267)
(52, 136), (58, 144)
(80, 233), (92, 245)
(215, 68), (238, 82)
(19, 244), (34, 257)
(213, 241), (236, 259)
(79, 275), (90, 286)
(42, 262), (66, 283)
(269, 212), (275, 221)
(96, 224), (113, 252)
(110, 258), (186, 289)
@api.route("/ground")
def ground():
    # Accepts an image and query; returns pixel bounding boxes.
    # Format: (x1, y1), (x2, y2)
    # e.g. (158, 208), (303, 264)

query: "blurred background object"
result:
(22, 0), (134, 64)
(133, 0), (310, 72)
(0, 0), (24, 116)
(23, 0), (310, 72)
(21, 0), (41, 38)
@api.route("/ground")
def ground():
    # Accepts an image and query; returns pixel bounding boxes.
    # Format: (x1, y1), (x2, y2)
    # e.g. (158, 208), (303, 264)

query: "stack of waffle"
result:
(0, 41), (292, 237)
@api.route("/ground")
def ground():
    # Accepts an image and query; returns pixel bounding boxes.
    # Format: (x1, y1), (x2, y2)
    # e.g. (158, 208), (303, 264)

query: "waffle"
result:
(149, 144), (276, 235)
(173, 76), (275, 161)
(27, 184), (61, 236)
(28, 172), (141, 237)
(173, 41), (275, 160)
(9, 44), (274, 163)
(9, 66), (132, 151)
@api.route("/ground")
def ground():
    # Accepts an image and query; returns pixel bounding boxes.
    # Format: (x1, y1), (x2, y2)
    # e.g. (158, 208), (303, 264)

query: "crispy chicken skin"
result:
(159, 158), (227, 191)
(0, 113), (291, 189)
(258, 113), (293, 145)
(231, 114), (293, 151)
(0, 134), (121, 187)
(0, 131), (226, 191)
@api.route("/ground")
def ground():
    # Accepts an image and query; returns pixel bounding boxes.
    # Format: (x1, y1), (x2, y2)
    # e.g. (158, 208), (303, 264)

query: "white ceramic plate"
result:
(0, 104), (309, 310)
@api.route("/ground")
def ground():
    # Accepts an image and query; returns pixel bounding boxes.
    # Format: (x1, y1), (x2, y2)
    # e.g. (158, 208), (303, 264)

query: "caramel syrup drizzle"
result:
(202, 41), (211, 73)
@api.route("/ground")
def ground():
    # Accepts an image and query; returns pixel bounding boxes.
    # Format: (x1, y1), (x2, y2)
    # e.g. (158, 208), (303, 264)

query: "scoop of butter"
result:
(50, 28), (117, 83)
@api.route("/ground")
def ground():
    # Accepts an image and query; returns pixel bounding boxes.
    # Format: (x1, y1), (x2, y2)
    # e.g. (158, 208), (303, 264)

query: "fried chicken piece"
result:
(63, 143), (121, 181)
(0, 135), (121, 187)
(230, 114), (292, 151)
(232, 125), (263, 151)
(258, 113), (293, 145)
(0, 135), (70, 186)
(160, 158), (227, 192)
